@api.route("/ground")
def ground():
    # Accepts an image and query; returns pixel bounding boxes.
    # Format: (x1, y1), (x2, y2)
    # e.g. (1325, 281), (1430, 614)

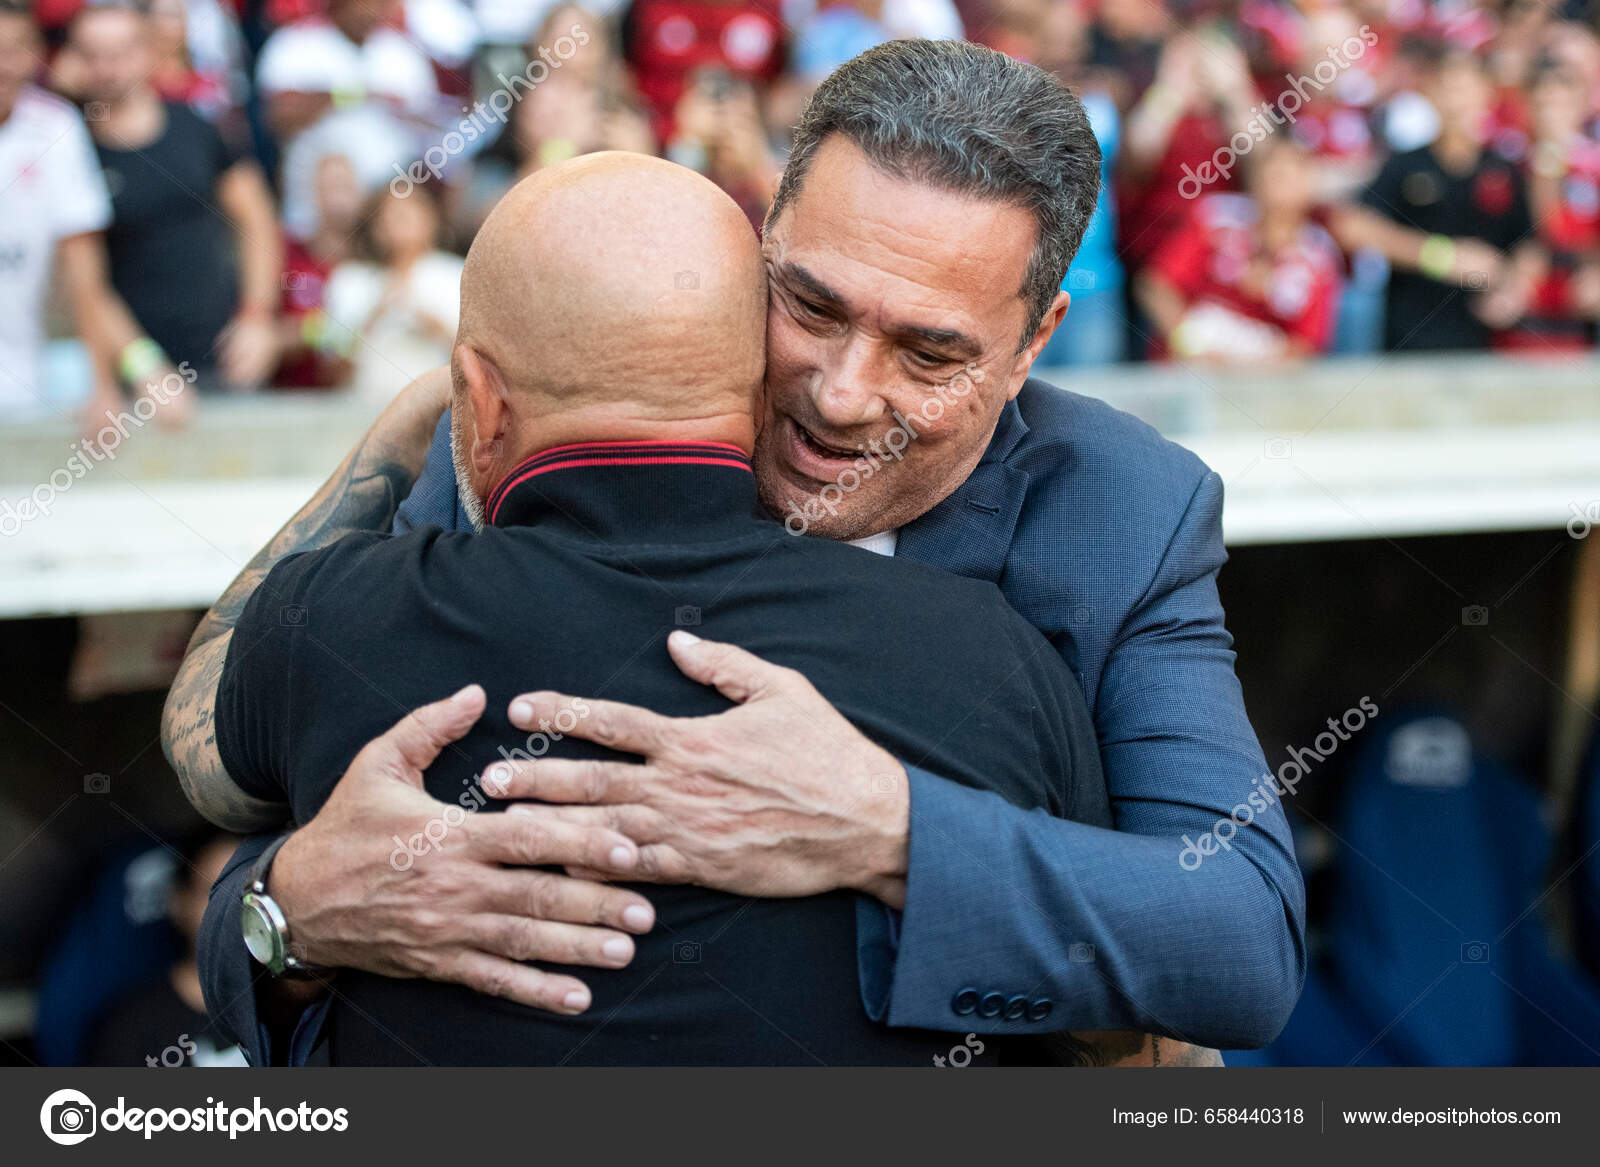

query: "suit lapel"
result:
(895, 396), (1032, 585)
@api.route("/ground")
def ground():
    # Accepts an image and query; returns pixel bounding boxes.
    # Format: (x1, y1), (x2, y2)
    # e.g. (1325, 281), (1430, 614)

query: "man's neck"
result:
(1432, 128), (1482, 173)
(1258, 209), (1301, 253)
(95, 88), (165, 148)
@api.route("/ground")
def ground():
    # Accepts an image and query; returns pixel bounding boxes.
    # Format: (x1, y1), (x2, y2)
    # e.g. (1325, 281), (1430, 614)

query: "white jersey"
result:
(0, 87), (112, 412)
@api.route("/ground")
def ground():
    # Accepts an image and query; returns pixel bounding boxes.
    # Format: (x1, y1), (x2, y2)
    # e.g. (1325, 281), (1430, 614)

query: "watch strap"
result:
(244, 832), (327, 977)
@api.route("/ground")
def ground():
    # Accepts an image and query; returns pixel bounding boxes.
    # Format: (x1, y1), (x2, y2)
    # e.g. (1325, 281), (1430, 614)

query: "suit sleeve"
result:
(197, 833), (277, 1065)
(860, 471), (1307, 1049)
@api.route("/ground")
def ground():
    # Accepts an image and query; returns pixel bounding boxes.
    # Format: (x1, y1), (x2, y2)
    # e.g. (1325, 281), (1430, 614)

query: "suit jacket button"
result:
(1004, 994), (1029, 1021)
(1027, 998), (1054, 1022)
(952, 988), (980, 1016)
(978, 992), (1006, 1019)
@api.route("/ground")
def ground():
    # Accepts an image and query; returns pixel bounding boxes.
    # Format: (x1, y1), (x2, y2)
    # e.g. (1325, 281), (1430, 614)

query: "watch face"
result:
(241, 896), (279, 967)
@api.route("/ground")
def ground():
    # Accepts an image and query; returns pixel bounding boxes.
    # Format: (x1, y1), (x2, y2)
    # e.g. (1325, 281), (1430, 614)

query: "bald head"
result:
(459, 152), (765, 415)
(451, 152), (767, 524)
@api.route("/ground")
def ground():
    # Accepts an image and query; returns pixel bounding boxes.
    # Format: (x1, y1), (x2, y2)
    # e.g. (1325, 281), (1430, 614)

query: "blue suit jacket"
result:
(199, 379), (1306, 1061)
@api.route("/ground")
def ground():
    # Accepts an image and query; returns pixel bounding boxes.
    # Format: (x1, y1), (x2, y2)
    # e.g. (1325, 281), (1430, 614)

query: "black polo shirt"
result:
(215, 439), (1110, 1065)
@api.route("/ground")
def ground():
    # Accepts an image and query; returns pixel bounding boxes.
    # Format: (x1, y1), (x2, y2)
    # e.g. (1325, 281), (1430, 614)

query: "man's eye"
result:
(908, 349), (947, 366)
(795, 298), (828, 318)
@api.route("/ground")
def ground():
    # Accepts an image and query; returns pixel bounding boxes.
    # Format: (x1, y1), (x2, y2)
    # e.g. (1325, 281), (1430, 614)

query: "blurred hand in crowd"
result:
(218, 310), (280, 389)
(1574, 261), (1600, 318)
(670, 68), (779, 223)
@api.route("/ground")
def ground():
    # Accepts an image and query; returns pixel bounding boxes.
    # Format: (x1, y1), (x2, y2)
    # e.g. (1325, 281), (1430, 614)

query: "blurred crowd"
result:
(0, 0), (1597, 433)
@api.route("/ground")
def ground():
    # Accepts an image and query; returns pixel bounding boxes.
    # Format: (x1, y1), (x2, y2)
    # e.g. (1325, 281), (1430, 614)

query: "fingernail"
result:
(563, 988), (591, 1012)
(623, 904), (653, 931)
(482, 764), (512, 795)
(509, 699), (533, 724)
(602, 937), (632, 963)
(452, 684), (482, 704)
(609, 845), (636, 869)
(669, 630), (701, 647)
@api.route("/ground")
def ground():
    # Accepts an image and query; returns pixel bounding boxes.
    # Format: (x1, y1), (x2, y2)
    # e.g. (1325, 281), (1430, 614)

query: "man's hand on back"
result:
(492, 631), (913, 908)
(270, 685), (657, 1015)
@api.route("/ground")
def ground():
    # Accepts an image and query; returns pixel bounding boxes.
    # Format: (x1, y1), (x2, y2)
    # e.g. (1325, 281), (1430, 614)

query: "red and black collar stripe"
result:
(486, 440), (752, 526)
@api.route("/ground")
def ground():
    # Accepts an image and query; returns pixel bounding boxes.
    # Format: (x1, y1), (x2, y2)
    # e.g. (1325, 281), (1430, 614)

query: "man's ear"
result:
(455, 344), (511, 478)
(1005, 290), (1072, 400)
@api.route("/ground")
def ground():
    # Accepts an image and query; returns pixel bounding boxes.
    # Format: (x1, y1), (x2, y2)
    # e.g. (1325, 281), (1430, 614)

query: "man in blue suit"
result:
(172, 39), (1304, 1063)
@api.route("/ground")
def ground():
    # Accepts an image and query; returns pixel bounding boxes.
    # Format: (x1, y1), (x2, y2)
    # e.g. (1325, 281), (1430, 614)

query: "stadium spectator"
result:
(1283, 3), (1385, 204)
(139, 0), (245, 126)
(531, 2), (620, 88)
(1333, 45), (1547, 352)
(69, 3), (283, 393)
(1502, 57), (1600, 349)
(0, 0), (183, 427)
(454, 58), (656, 237)
(667, 65), (779, 226)
(321, 186), (461, 402)
(274, 152), (364, 389)
(1136, 139), (1343, 362)
(10, 0), (1599, 407)
(1118, 28), (1260, 277)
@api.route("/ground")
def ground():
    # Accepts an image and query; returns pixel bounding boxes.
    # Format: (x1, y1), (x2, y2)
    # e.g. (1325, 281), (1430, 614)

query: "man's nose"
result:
(808, 339), (887, 429)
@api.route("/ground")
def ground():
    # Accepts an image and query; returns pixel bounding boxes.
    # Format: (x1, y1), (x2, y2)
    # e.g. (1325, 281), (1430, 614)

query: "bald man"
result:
(165, 153), (1113, 1064)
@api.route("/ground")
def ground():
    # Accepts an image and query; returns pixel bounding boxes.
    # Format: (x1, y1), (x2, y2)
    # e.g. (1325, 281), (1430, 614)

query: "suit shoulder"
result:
(1011, 378), (1214, 505)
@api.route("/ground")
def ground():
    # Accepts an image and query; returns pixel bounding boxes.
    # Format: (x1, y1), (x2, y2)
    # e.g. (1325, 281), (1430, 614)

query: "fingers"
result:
(460, 913), (638, 972)
(665, 630), (794, 704)
(563, 843), (691, 886)
(506, 691), (673, 756)
(378, 685), (487, 778)
(507, 801), (664, 847)
(469, 803), (647, 870)
(634, 844), (694, 883)
(480, 867), (655, 934)
(437, 949), (595, 1014)
(481, 756), (648, 805)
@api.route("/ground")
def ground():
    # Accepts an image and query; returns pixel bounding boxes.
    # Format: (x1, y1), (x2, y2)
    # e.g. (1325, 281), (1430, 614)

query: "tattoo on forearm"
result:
(163, 415), (432, 829)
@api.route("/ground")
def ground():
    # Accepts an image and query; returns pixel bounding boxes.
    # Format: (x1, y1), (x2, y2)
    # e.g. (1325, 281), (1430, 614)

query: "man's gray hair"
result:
(769, 39), (1102, 351)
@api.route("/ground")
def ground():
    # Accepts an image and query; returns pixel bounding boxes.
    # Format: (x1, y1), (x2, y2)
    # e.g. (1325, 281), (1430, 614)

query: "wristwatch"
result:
(241, 833), (326, 978)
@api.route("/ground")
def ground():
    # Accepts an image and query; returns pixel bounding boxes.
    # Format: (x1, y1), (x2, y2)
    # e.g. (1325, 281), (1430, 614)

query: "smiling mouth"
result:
(793, 419), (862, 461)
